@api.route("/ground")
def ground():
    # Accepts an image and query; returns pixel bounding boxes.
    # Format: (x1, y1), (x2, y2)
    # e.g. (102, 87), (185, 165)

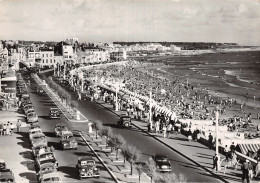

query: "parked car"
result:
(76, 157), (100, 179)
(153, 154), (172, 172)
(29, 123), (41, 130)
(49, 108), (60, 119)
(60, 131), (78, 150)
(36, 152), (58, 171)
(0, 168), (15, 183)
(27, 112), (38, 123)
(24, 106), (34, 115)
(39, 172), (61, 183)
(32, 144), (48, 157)
(31, 133), (47, 147)
(117, 115), (132, 128)
(29, 128), (42, 140)
(54, 123), (68, 137)
(37, 163), (57, 182)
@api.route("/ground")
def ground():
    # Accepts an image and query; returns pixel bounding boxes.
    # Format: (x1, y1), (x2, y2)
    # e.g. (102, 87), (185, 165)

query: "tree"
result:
(135, 163), (145, 183)
(144, 157), (157, 183)
(108, 134), (125, 160)
(99, 126), (113, 147)
(92, 120), (103, 139)
(154, 173), (187, 183)
(123, 145), (141, 175)
(70, 100), (79, 113)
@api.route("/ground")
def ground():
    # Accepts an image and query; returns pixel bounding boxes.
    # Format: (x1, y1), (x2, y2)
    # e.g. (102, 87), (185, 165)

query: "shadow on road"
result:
(44, 132), (56, 137)
(73, 151), (93, 157)
(20, 160), (35, 171)
(58, 166), (76, 179)
(17, 132), (31, 149)
(19, 172), (36, 182)
(19, 150), (34, 160)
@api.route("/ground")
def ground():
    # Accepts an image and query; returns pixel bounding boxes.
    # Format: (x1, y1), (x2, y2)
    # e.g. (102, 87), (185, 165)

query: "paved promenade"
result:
(0, 111), (37, 183)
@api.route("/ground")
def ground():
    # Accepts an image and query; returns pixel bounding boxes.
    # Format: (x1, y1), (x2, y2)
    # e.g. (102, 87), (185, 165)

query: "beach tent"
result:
(237, 143), (260, 155)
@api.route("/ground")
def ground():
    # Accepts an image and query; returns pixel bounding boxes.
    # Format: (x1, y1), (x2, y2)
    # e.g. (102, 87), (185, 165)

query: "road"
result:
(44, 71), (222, 183)
(24, 72), (114, 183)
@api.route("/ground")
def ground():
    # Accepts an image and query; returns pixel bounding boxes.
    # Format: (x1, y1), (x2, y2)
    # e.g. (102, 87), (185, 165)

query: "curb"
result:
(79, 132), (119, 183)
(92, 99), (228, 183)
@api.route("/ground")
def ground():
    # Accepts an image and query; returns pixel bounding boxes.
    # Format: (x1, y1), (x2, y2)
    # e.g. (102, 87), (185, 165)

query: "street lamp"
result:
(63, 62), (66, 80)
(149, 88), (152, 129)
(115, 81), (119, 111)
(215, 105), (220, 169)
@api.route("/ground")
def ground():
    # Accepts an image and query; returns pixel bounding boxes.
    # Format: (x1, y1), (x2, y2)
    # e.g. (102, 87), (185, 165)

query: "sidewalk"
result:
(90, 97), (260, 183)
(0, 111), (37, 183)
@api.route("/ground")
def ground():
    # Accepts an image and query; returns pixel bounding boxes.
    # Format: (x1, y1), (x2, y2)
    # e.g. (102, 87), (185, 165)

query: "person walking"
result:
(16, 120), (21, 133)
(212, 154), (219, 173)
(241, 159), (250, 183)
(162, 124), (167, 138)
(248, 161), (254, 181)
(155, 120), (160, 133)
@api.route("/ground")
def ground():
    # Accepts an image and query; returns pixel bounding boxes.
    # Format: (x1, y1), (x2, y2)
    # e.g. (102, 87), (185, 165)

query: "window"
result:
(42, 54), (44, 57)
(42, 59), (44, 63)
(50, 59), (52, 63)
(46, 59), (48, 63)
(50, 54), (52, 57)
(54, 60), (55, 63)
(46, 54), (48, 57)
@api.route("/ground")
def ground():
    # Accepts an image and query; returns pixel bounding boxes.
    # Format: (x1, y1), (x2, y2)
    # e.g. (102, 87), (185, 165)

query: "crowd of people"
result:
(0, 121), (15, 136)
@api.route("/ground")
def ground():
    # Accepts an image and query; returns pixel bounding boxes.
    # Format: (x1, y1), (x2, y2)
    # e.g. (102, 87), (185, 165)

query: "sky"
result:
(0, 0), (260, 45)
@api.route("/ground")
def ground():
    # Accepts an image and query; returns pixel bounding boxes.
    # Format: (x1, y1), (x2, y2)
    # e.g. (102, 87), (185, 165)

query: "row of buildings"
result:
(1, 39), (184, 69)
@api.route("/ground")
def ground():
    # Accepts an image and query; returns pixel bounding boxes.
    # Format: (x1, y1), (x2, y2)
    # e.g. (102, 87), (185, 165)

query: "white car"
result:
(29, 128), (42, 140)
(27, 112), (38, 123)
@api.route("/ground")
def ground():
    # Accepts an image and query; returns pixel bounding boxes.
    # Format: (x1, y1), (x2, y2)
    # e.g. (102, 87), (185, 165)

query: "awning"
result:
(238, 143), (260, 155)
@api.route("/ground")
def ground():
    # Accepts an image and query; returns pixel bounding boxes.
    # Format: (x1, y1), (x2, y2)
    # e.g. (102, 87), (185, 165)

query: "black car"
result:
(117, 115), (132, 128)
(153, 154), (171, 172)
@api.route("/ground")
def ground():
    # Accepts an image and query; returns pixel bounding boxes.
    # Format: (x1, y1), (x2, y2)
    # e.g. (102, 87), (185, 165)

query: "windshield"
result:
(0, 178), (14, 182)
(28, 113), (36, 117)
(43, 177), (59, 182)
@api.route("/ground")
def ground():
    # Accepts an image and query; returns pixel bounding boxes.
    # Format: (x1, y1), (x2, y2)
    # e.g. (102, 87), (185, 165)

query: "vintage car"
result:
(36, 152), (58, 171)
(39, 172), (61, 183)
(0, 168), (15, 183)
(117, 115), (132, 128)
(49, 108), (60, 119)
(153, 154), (172, 172)
(29, 123), (41, 130)
(31, 133), (47, 147)
(60, 131), (78, 150)
(29, 128), (42, 140)
(76, 157), (100, 179)
(27, 112), (38, 123)
(21, 100), (32, 108)
(37, 163), (57, 181)
(0, 159), (6, 170)
(32, 144), (48, 157)
(24, 106), (35, 115)
(25, 108), (35, 116)
(54, 123), (68, 137)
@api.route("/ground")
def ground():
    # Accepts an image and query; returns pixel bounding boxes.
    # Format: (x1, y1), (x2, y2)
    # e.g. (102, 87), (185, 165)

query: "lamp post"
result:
(115, 81), (119, 111)
(215, 105), (220, 169)
(54, 63), (56, 76)
(149, 89), (152, 129)
(63, 62), (66, 80)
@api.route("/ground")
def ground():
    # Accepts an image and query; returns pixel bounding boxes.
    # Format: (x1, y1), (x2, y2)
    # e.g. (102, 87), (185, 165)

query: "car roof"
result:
(42, 172), (59, 179)
(31, 133), (45, 138)
(79, 156), (95, 161)
(30, 128), (41, 132)
(39, 152), (54, 157)
(32, 144), (47, 149)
